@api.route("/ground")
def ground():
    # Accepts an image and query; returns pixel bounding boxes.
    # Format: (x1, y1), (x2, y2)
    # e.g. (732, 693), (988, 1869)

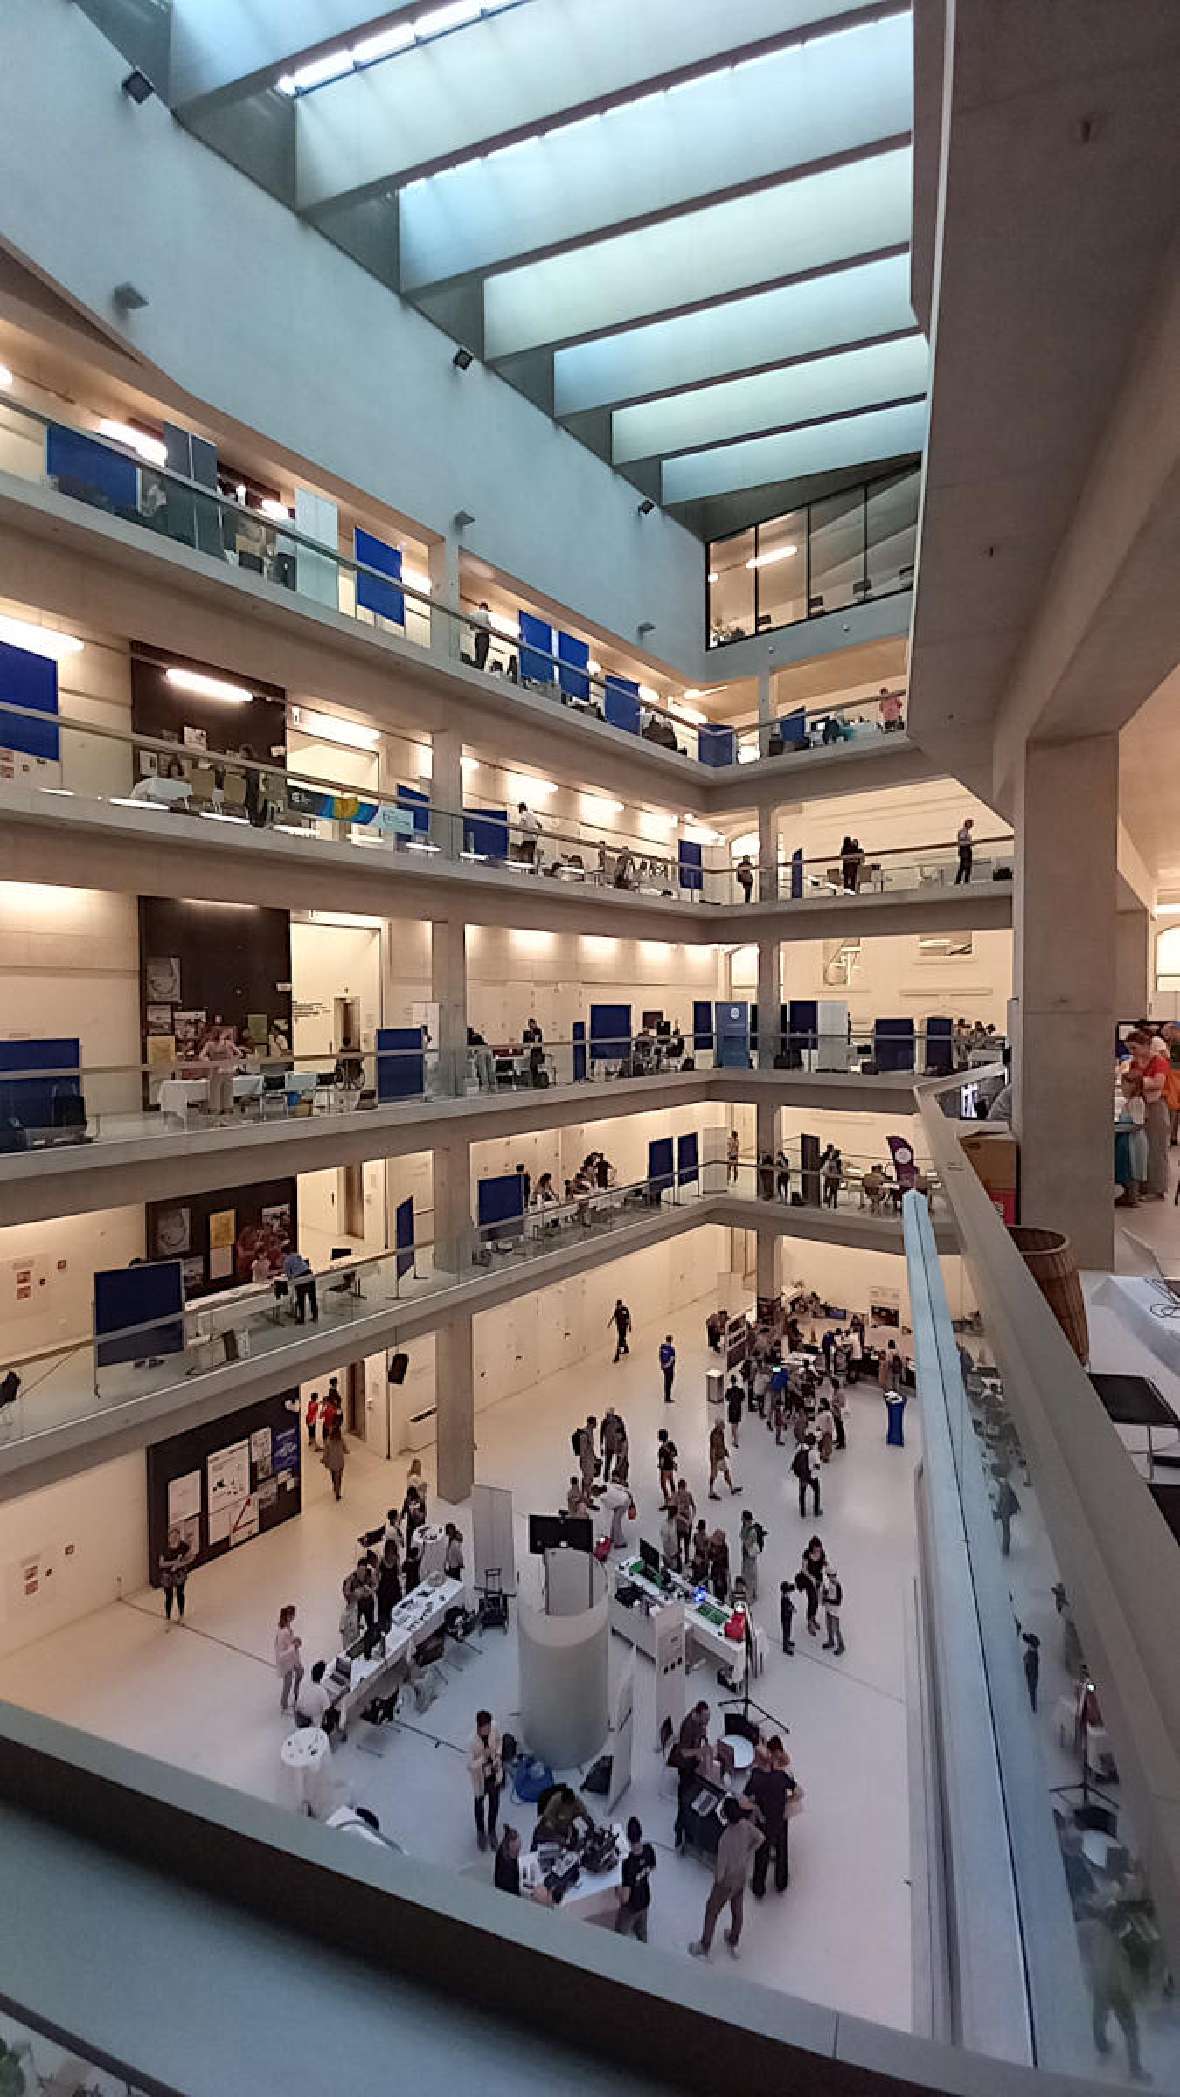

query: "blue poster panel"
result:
(355, 528), (404, 624)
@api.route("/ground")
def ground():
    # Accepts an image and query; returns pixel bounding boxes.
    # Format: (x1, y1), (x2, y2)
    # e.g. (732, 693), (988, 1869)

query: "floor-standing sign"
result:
(654, 1598), (687, 1751)
(608, 1661), (635, 1814)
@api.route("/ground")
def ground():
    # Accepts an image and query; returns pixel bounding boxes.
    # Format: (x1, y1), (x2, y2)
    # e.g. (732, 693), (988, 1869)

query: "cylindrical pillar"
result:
(518, 1555), (608, 1768)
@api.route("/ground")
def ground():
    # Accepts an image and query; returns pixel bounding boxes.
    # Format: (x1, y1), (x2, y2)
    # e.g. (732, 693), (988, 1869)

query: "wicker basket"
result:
(1008, 1225), (1089, 1365)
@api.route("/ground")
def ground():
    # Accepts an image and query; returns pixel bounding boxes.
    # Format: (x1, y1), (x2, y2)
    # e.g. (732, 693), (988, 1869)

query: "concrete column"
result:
(1013, 735), (1117, 1268)
(757, 800), (777, 904)
(428, 534), (463, 660)
(756, 928), (780, 1068)
(431, 727), (462, 858)
(1115, 907), (1152, 1020)
(435, 1313), (475, 1503)
(432, 916), (467, 1098)
(757, 669), (774, 760)
(755, 1096), (782, 1299)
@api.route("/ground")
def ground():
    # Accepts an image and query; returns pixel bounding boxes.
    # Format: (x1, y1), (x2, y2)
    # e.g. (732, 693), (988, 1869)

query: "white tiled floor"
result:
(0, 1292), (920, 2032)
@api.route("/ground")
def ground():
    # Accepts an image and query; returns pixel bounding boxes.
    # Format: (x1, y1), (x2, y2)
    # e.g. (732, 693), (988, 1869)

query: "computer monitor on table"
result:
(638, 1537), (662, 1579)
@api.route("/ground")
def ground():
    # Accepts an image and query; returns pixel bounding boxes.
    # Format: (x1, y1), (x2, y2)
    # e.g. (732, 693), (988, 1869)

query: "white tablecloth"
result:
(280, 1726), (332, 1815)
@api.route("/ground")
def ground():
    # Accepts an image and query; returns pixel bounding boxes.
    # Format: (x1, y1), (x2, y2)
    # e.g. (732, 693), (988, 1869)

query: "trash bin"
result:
(706, 1367), (725, 1407)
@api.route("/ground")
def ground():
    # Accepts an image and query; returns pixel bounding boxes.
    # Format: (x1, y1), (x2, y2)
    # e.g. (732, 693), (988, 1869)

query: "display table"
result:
(610, 1560), (734, 1670)
(329, 1573), (471, 1738)
(280, 1727), (332, 1816)
(416, 1525), (449, 1580)
(519, 1823), (626, 1920)
(158, 1073), (266, 1120)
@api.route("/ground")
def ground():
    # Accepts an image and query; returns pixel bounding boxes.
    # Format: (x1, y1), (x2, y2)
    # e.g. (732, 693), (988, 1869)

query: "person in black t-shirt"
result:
(746, 1737), (798, 1896)
(615, 1816), (656, 1942)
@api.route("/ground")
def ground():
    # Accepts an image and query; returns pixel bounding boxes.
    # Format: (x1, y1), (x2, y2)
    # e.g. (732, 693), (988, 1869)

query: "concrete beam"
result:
(486, 150), (913, 360)
(396, 15), (913, 289)
(169, 2), (422, 109)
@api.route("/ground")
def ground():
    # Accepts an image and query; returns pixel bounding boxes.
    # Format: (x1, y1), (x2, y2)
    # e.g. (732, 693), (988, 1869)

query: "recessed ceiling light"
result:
(291, 706), (380, 751)
(98, 419), (168, 467)
(0, 364), (12, 389)
(352, 23), (416, 62)
(165, 667), (254, 704)
(0, 615), (84, 660)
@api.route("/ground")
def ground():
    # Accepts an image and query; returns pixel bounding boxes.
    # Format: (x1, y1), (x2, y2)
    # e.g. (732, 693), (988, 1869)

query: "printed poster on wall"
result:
(250, 1427), (272, 1480)
(229, 1494), (259, 1547)
(206, 1438), (250, 1545)
(209, 1207), (236, 1282)
(273, 1424), (300, 1492)
(168, 1470), (201, 1523)
(145, 956), (181, 1002)
(869, 1285), (901, 1330)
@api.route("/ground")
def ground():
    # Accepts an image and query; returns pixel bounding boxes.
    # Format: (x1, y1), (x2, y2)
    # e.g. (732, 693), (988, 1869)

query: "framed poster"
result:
(168, 1470), (201, 1523)
(145, 956), (181, 1002)
(173, 1010), (205, 1057)
(154, 1205), (191, 1259)
(250, 1426), (272, 1479)
(145, 1003), (173, 1034)
(180, 1253), (205, 1295)
(209, 1207), (236, 1282)
(229, 1495), (259, 1547)
(261, 1202), (292, 1242)
(206, 1438), (250, 1544)
(146, 1034), (176, 1070)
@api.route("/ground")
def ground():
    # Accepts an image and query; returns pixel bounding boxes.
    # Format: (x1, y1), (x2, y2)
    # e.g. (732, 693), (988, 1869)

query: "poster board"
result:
(472, 1481), (516, 1597)
(653, 1600), (687, 1751)
(206, 1438), (250, 1545)
(607, 1660), (635, 1814)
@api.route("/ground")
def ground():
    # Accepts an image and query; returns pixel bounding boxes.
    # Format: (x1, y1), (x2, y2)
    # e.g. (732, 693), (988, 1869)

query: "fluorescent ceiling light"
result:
(507, 773), (557, 800)
(637, 684), (659, 704)
(291, 705), (380, 751)
(98, 418), (167, 467)
(707, 571), (718, 583)
(1154, 904), (1180, 917)
(0, 615), (84, 661)
(684, 824), (723, 845)
(259, 498), (290, 522)
(402, 567), (433, 596)
(289, 51), (354, 90)
(308, 911), (383, 928)
(0, 364), (13, 389)
(417, 0), (482, 33)
(461, 755), (481, 774)
(164, 667), (254, 704)
(745, 545), (798, 570)
(352, 23), (416, 61)
(581, 793), (624, 822)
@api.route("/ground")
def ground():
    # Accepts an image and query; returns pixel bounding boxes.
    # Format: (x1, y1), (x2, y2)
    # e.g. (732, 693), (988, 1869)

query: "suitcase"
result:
(478, 1568), (510, 1632)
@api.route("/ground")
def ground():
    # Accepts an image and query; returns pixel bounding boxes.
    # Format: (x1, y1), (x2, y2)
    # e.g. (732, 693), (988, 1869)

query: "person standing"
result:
(473, 602), (492, 672)
(726, 1129), (740, 1184)
(468, 1709), (503, 1851)
(797, 1537), (826, 1637)
(600, 1406), (619, 1483)
(821, 1145), (842, 1209)
(725, 1377), (744, 1449)
(158, 1524), (194, 1629)
(746, 1738), (798, 1897)
(516, 801), (542, 866)
(576, 1415), (599, 1498)
(815, 1398), (835, 1463)
(323, 1421), (349, 1500)
(612, 1426), (631, 1489)
(1022, 1633), (1041, 1713)
(993, 1476), (1021, 1557)
(610, 1298), (632, 1360)
(660, 1501), (680, 1573)
(831, 1383), (847, 1452)
(757, 1153), (775, 1201)
(672, 1700), (710, 1851)
(708, 1420), (738, 1499)
(275, 1604), (303, 1713)
(673, 1478), (696, 1569)
(444, 1522), (465, 1578)
(739, 1510), (762, 1600)
(779, 1578), (796, 1655)
(955, 817), (974, 884)
(320, 1378), (343, 1440)
(822, 1564), (846, 1654)
(305, 1390), (320, 1449)
(376, 1538), (402, 1628)
(690, 1796), (761, 1959)
(659, 1334), (676, 1404)
(792, 1435), (821, 1518)
(615, 1816), (656, 1941)
(656, 1428), (678, 1504)
(775, 1148), (791, 1202)
(735, 856), (754, 904)
(708, 1528), (730, 1604)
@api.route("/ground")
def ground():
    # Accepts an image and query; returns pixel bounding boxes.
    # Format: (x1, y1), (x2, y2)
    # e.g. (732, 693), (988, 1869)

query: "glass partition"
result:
(707, 465), (919, 648)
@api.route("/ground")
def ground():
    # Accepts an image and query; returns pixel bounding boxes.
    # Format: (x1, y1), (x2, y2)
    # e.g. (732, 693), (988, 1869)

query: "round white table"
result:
(726, 1734), (756, 1772)
(281, 1726), (331, 1816)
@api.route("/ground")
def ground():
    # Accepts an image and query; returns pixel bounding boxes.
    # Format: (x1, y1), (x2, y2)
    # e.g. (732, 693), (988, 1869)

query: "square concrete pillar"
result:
(431, 727), (462, 858)
(756, 930), (780, 1067)
(1115, 907), (1151, 1020)
(1013, 735), (1117, 1268)
(432, 917), (467, 1097)
(428, 534), (462, 660)
(436, 1313), (475, 1503)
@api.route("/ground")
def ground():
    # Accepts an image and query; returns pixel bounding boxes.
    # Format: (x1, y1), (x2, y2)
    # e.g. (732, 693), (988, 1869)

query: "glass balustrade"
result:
(0, 388), (915, 771)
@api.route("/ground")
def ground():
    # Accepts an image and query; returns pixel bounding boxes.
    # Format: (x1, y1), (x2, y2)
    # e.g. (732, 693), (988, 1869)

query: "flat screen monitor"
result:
(528, 1512), (593, 1556)
(638, 1537), (661, 1578)
(641, 1010), (663, 1030)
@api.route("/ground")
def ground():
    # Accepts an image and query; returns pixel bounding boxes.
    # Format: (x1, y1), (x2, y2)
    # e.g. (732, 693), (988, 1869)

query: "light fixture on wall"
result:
(637, 621), (655, 638)
(0, 614), (84, 660)
(98, 418), (167, 467)
(707, 570), (718, 583)
(454, 508), (476, 528)
(164, 667), (254, 704)
(745, 545), (797, 570)
(112, 282), (149, 312)
(636, 499), (655, 517)
(121, 67), (155, 103)
(452, 347), (474, 371)
(290, 705), (380, 751)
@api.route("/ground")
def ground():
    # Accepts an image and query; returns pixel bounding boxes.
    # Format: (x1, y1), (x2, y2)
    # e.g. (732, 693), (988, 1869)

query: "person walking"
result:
(993, 1475), (1021, 1557)
(725, 1376), (745, 1449)
(673, 1479), (696, 1569)
(323, 1421), (349, 1500)
(955, 817), (974, 884)
(376, 1538), (402, 1628)
(792, 1435), (821, 1518)
(822, 1564), (846, 1654)
(726, 1129), (740, 1184)
(305, 1390), (320, 1449)
(831, 1383), (847, 1452)
(708, 1420), (738, 1499)
(739, 1510), (763, 1600)
(797, 1537), (826, 1637)
(615, 1817), (656, 1941)
(274, 1604), (303, 1713)
(320, 1378), (343, 1439)
(746, 1738), (798, 1897)
(158, 1524), (194, 1629)
(659, 1334), (676, 1404)
(575, 1415), (599, 1499)
(656, 1428), (678, 1504)
(779, 1578), (796, 1655)
(1077, 1894), (1153, 2085)
(815, 1398), (835, 1463)
(610, 1298), (632, 1360)
(468, 1709), (504, 1851)
(689, 1796), (761, 1960)
(1022, 1632), (1041, 1713)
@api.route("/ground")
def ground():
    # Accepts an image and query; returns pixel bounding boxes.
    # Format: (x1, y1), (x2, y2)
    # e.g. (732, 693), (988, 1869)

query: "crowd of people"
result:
(1115, 1021), (1180, 1208)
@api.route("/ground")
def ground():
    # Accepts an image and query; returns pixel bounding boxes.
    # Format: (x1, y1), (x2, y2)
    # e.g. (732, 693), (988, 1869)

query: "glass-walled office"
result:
(706, 466), (919, 649)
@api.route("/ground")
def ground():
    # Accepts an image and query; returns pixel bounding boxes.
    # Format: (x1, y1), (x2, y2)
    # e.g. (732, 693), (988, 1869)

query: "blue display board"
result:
(377, 1026), (425, 1101)
(0, 640), (60, 762)
(788, 1001), (818, 1059)
(778, 709), (807, 749)
(95, 1260), (184, 1368)
(589, 1003), (631, 1065)
(692, 1000), (713, 1052)
(518, 612), (554, 686)
(874, 1018), (916, 1073)
(463, 807), (509, 858)
(715, 1001), (751, 1069)
(355, 527), (404, 625)
(790, 847), (804, 899)
(557, 630), (589, 701)
(604, 676), (641, 734)
(676, 1132), (699, 1187)
(395, 1194), (415, 1279)
(46, 423), (138, 513)
(677, 839), (703, 892)
(647, 1136), (675, 1198)
(396, 783), (430, 833)
(0, 1036), (80, 1130)
(572, 1019), (587, 1083)
(477, 1172), (525, 1243)
(698, 723), (736, 768)
(925, 1016), (954, 1076)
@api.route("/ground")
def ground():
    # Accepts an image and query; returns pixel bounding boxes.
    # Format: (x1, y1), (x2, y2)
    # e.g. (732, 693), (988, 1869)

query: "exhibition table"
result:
(610, 1560), (735, 1670)
(519, 1823), (627, 1920)
(330, 1573), (471, 1737)
(158, 1073), (266, 1119)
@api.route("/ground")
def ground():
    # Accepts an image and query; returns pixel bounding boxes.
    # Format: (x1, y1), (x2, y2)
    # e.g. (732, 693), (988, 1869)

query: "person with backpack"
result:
(659, 1333), (676, 1403)
(610, 1298), (632, 1361)
(792, 1435), (821, 1518)
(656, 1427), (678, 1504)
(615, 1816), (657, 1941)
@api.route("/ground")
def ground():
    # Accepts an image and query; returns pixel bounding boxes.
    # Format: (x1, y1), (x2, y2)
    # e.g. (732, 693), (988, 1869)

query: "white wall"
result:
(0, 1453), (147, 1661)
(0, 0), (703, 673)
(0, 881), (141, 1120)
(469, 1101), (725, 1204)
(290, 920), (382, 1060)
(0, 1205), (144, 1356)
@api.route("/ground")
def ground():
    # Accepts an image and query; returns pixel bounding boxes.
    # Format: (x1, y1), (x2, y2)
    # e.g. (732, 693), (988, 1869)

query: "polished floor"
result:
(0, 1292), (921, 2031)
